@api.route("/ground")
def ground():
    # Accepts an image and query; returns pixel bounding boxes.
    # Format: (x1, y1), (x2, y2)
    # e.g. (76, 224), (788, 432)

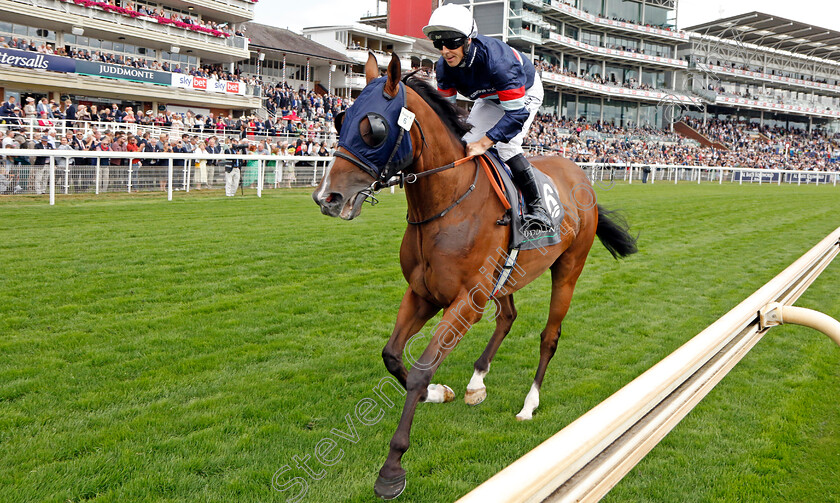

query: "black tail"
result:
(596, 205), (638, 259)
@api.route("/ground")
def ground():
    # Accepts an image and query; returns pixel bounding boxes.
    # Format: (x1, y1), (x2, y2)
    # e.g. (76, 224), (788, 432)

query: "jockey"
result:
(423, 3), (554, 232)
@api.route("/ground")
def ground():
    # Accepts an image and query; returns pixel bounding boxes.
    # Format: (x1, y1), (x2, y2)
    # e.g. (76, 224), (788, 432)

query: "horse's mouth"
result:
(339, 191), (368, 220)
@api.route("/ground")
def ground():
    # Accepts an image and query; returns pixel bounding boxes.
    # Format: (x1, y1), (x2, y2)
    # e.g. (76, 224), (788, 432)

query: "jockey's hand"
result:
(466, 136), (495, 158)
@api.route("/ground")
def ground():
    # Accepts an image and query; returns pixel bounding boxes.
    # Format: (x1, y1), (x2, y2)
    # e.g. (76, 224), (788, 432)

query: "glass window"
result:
(0, 21), (11, 34)
(580, 0), (603, 16)
(113, 43), (123, 52)
(474, 3), (505, 36)
(564, 25), (578, 39)
(65, 34), (76, 44)
(13, 25), (27, 35)
(580, 96), (601, 122)
(581, 30), (602, 47)
(644, 5), (669, 27)
(563, 94), (577, 119)
(89, 39), (101, 48)
(607, 0), (640, 24)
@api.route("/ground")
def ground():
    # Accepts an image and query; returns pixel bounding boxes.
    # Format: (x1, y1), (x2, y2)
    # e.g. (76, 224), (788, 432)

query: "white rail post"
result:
(49, 156), (55, 206)
(257, 159), (263, 198)
(778, 171), (782, 186)
(168, 159), (173, 201)
(759, 170), (762, 185)
(697, 167), (701, 184)
(128, 160), (133, 193)
(183, 160), (189, 192)
(95, 158), (101, 195)
(739, 169), (743, 185)
(798, 172), (801, 186)
(719, 168), (723, 184)
(64, 161), (70, 194)
(628, 164), (633, 185)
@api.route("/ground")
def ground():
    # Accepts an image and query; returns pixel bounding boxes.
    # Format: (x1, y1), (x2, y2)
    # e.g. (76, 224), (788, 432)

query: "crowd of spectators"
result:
(0, 125), (332, 195)
(56, 0), (238, 38)
(525, 114), (839, 171)
(535, 61), (658, 92)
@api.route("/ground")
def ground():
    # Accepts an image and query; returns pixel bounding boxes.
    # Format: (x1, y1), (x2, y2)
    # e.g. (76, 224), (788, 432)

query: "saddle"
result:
(478, 151), (577, 297)
(479, 150), (575, 251)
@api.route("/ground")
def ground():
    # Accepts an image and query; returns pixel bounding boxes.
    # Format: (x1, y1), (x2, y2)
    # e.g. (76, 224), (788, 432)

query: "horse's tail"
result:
(595, 205), (638, 259)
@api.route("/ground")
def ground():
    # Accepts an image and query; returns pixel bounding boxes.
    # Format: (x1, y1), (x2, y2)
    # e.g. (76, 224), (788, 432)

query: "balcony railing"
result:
(7, 0), (248, 51)
(509, 28), (543, 44)
(546, 32), (687, 68)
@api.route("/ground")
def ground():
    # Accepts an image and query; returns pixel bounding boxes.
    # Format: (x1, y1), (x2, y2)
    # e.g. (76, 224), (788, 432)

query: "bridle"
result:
(331, 76), (480, 225)
(334, 145), (479, 225)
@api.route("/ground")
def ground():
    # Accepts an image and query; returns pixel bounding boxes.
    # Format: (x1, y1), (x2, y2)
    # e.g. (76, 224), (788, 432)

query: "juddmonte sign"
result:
(75, 60), (171, 85)
(0, 47), (76, 73)
(2, 47), (249, 95)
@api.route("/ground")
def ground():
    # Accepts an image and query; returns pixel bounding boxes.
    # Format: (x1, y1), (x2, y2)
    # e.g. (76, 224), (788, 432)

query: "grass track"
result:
(0, 183), (838, 502)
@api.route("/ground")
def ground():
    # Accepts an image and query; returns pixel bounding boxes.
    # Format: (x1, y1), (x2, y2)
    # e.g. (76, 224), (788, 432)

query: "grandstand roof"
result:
(243, 23), (355, 65)
(686, 12), (840, 61)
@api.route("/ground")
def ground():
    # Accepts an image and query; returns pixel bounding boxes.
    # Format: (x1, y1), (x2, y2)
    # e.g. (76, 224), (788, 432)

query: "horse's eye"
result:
(360, 113), (389, 148)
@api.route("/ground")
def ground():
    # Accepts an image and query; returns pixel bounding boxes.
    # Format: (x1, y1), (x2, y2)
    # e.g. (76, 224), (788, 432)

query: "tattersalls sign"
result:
(0, 47), (76, 73)
(75, 60), (171, 85)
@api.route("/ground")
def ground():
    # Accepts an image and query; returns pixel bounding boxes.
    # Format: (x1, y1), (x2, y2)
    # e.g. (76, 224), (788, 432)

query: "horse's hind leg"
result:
(465, 294), (517, 405)
(516, 256), (587, 421)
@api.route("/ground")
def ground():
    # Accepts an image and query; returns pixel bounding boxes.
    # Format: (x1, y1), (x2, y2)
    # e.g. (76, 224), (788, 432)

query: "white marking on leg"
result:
(465, 367), (489, 405)
(515, 382), (540, 421)
(423, 384), (454, 403)
(466, 366), (489, 391)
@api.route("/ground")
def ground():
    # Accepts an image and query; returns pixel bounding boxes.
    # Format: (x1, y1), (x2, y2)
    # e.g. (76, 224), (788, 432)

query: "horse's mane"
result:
(402, 72), (471, 140)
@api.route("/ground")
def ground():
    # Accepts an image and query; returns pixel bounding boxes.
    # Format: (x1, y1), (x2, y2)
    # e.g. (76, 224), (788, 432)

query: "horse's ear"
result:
(365, 52), (379, 84)
(383, 52), (401, 98)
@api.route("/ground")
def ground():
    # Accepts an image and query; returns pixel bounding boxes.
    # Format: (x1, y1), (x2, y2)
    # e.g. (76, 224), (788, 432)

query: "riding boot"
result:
(507, 154), (554, 233)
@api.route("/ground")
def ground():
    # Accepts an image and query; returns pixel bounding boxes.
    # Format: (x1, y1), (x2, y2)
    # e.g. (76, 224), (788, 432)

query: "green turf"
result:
(0, 182), (838, 503)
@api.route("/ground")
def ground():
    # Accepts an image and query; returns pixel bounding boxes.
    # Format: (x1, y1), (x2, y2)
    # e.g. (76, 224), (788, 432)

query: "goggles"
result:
(432, 37), (466, 51)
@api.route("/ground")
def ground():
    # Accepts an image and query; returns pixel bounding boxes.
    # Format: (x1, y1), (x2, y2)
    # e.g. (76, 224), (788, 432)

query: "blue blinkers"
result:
(336, 77), (414, 182)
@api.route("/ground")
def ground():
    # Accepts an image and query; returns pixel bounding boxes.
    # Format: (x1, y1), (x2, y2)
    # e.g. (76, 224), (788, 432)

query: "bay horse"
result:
(312, 53), (637, 500)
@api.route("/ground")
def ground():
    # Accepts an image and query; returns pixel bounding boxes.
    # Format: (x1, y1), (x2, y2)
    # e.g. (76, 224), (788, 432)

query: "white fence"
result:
(458, 226), (840, 503)
(578, 163), (840, 187)
(0, 150), (332, 204)
(2, 153), (839, 205)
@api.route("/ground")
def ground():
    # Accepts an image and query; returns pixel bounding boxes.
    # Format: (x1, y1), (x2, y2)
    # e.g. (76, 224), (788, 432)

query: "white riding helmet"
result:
(422, 3), (478, 40)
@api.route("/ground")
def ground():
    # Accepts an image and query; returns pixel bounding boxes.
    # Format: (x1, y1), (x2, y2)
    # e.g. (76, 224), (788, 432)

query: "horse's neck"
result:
(404, 131), (475, 223)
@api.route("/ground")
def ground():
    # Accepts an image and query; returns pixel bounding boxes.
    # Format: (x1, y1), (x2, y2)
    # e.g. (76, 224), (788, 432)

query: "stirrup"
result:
(522, 211), (554, 233)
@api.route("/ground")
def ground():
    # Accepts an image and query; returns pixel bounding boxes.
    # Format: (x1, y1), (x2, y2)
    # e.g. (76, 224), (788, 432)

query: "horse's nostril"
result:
(325, 193), (336, 204)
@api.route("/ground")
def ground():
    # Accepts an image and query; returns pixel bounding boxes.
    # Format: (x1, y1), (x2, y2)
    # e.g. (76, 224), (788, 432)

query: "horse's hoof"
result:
(374, 473), (406, 500)
(515, 412), (533, 421)
(424, 384), (455, 403)
(464, 387), (486, 406)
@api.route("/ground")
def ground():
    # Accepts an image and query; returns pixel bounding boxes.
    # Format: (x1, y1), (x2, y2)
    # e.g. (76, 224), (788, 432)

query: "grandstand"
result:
(0, 0), (261, 116)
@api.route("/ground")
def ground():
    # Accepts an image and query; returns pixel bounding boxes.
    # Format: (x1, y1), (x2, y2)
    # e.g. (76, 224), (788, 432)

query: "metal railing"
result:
(458, 225), (840, 502)
(1, 150), (333, 203)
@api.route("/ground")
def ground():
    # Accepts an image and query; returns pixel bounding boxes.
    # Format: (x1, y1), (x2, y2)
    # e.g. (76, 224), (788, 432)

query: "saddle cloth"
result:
(483, 150), (574, 251)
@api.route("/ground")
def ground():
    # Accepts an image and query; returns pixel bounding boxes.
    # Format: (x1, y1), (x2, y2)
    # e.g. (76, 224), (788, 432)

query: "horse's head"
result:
(313, 52), (412, 220)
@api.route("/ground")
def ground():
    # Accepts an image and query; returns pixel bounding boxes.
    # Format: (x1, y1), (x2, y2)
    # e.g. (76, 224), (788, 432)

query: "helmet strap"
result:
(458, 38), (473, 68)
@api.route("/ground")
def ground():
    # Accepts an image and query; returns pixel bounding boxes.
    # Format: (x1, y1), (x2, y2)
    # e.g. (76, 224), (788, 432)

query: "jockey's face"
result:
(439, 43), (465, 67)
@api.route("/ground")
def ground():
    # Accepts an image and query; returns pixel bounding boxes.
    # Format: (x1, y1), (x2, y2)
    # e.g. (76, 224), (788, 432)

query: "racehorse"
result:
(312, 53), (637, 500)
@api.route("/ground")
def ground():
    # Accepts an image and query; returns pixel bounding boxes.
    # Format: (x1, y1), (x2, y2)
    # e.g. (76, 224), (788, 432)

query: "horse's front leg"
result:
(375, 292), (483, 499)
(382, 288), (440, 389)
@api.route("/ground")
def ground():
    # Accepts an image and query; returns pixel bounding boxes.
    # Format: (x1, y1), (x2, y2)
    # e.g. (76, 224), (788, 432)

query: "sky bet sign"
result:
(171, 73), (246, 95)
